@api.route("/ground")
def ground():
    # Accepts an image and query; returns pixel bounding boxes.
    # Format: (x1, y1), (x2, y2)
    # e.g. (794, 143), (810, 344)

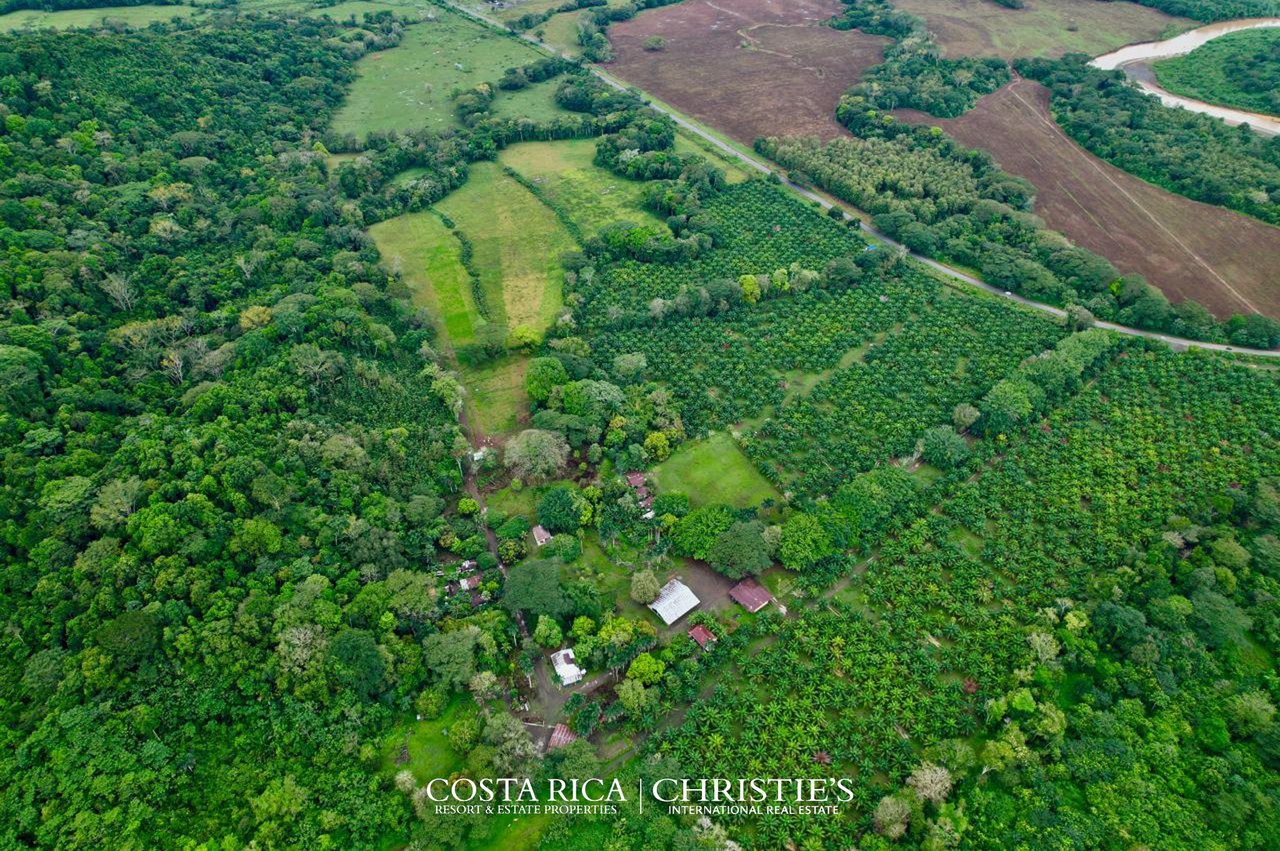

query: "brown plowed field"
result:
(899, 79), (1280, 319)
(607, 0), (887, 144)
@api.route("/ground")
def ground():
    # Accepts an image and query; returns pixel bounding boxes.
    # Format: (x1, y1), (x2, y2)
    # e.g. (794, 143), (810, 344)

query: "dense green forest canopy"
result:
(0, 15), (471, 847)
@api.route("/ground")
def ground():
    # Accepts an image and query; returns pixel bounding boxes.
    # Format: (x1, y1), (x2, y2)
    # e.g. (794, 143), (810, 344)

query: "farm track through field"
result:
(898, 79), (1280, 322)
(1003, 79), (1262, 315)
(440, 0), (1280, 358)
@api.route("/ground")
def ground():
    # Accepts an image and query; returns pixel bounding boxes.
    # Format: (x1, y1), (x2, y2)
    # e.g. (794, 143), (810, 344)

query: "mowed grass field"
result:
(652, 432), (780, 509)
(369, 210), (482, 342)
(371, 138), (744, 438)
(898, 80), (1280, 318)
(893, 0), (1192, 59)
(331, 7), (553, 137)
(460, 355), (528, 435)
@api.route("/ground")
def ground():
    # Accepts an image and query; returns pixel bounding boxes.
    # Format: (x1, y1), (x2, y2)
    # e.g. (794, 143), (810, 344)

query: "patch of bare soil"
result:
(608, 0), (887, 144)
(899, 79), (1280, 318)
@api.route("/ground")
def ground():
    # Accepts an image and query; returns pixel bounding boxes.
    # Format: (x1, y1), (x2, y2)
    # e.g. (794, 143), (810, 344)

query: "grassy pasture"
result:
(0, 3), (195, 31)
(498, 139), (664, 233)
(533, 7), (586, 56)
(0, 0), (423, 31)
(240, 0), (422, 17)
(369, 210), (482, 343)
(460, 355), (528, 435)
(490, 79), (568, 123)
(331, 6), (548, 137)
(479, 0), (566, 23)
(435, 160), (576, 335)
(460, 0), (604, 57)
(379, 694), (475, 783)
(652, 431), (781, 509)
(893, 0), (1192, 59)
(378, 695), (554, 849)
(371, 159), (576, 435)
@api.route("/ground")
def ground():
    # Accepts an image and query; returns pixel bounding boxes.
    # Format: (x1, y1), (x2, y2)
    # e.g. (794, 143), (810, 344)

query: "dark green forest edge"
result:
(2, 3), (1280, 851)
(0, 0), (182, 12)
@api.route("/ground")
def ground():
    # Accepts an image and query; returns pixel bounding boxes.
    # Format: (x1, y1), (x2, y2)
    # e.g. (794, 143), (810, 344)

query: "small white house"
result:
(532, 525), (553, 547)
(550, 648), (585, 686)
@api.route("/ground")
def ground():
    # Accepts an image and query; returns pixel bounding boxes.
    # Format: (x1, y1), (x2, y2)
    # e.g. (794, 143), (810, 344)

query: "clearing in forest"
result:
(897, 79), (1280, 319)
(435, 161), (577, 336)
(371, 159), (576, 435)
(893, 0), (1193, 59)
(368, 211), (481, 344)
(651, 432), (781, 509)
(331, 6), (557, 137)
(606, 0), (888, 145)
(461, 356), (529, 436)
(498, 139), (665, 234)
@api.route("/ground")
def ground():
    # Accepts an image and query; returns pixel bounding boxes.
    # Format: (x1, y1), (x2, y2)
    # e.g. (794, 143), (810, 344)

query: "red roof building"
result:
(532, 525), (553, 547)
(548, 723), (578, 750)
(728, 577), (772, 613)
(625, 472), (647, 488)
(688, 624), (716, 649)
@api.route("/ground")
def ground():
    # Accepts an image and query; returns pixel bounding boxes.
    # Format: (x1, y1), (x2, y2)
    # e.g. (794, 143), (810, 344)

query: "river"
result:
(1091, 18), (1280, 135)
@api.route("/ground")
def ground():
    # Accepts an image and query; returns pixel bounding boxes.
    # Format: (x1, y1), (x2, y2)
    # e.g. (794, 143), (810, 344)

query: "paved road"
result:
(444, 2), (1280, 359)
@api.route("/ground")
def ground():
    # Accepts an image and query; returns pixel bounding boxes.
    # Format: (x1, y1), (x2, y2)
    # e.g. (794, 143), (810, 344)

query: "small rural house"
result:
(532, 525), (553, 547)
(688, 624), (717, 649)
(729, 577), (772, 613)
(547, 723), (578, 751)
(649, 578), (700, 625)
(550, 648), (585, 685)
